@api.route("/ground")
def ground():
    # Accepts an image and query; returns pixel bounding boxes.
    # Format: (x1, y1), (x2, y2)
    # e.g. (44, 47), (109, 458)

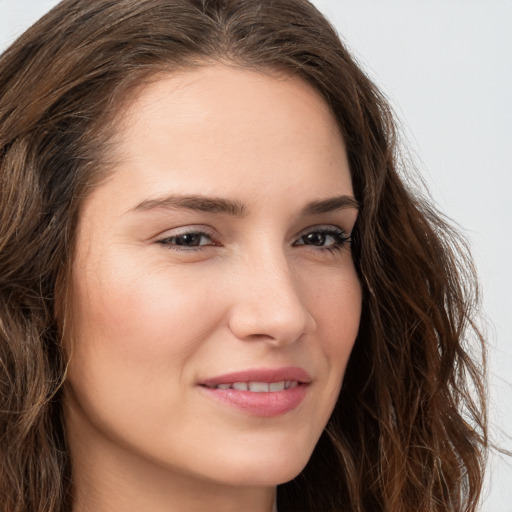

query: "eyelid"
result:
(294, 224), (351, 239)
(156, 225), (217, 238)
(155, 225), (219, 247)
(292, 224), (352, 252)
(153, 223), (352, 252)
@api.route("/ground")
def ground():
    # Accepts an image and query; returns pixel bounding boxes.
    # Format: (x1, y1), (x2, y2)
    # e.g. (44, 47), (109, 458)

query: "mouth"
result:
(198, 367), (311, 417)
(199, 366), (311, 388)
(203, 380), (299, 392)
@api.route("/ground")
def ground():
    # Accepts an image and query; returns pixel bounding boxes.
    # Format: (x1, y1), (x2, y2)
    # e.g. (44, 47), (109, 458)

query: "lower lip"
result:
(199, 384), (309, 417)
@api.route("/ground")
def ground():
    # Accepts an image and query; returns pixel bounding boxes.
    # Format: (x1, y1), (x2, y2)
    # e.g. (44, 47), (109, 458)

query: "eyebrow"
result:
(132, 193), (359, 216)
(133, 195), (247, 216)
(301, 195), (359, 215)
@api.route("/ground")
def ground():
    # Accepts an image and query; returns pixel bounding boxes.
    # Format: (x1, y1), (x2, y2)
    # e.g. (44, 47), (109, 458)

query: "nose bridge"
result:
(227, 242), (315, 344)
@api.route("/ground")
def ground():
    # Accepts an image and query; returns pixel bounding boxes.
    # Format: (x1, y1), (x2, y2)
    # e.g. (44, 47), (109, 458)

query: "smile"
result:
(198, 367), (310, 417)
(204, 380), (299, 392)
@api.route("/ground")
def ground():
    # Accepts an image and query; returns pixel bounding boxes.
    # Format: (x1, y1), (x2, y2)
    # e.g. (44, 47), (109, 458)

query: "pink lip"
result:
(198, 366), (311, 418)
(199, 366), (312, 387)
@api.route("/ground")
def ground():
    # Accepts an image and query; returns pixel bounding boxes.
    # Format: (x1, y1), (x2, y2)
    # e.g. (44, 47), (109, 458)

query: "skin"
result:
(64, 64), (362, 512)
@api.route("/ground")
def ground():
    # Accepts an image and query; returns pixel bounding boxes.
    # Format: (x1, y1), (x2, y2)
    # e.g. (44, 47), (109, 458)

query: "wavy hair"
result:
(0, 1), (487, 511)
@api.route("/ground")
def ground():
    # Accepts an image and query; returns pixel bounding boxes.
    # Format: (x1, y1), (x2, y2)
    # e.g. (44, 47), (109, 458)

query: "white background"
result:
(1, 0), (511, 510)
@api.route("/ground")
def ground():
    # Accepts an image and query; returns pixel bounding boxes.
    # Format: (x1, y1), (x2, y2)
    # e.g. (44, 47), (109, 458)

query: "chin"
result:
(199, 446), (312, 488)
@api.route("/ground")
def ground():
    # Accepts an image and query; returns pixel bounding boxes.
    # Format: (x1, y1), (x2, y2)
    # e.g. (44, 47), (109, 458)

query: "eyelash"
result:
(293, 226), (351, 254)
(157, 230), (218, 252)
(156, 226), (352, 254)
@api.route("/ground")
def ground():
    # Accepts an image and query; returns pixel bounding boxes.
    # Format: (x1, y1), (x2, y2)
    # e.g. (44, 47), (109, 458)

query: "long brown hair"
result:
(0, 1), (487, 511)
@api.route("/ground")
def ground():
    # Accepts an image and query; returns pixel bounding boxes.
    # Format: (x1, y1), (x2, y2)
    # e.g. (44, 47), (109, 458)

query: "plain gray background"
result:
(1, 0), (511, 509)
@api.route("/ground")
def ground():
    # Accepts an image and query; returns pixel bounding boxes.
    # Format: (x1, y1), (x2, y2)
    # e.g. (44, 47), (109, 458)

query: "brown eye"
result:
(158, 231), (214, 249)
(173, 233), (208, 246)
(301, 232), (328, 246)
(294, 227), (351, 251)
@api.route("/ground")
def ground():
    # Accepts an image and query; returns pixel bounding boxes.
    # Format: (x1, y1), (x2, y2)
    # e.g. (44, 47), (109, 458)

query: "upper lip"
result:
(199, 366), (312, 387)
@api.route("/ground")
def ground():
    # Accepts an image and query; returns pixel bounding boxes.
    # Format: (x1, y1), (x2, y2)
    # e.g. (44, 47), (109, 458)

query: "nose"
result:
(226, 249), (316, 347)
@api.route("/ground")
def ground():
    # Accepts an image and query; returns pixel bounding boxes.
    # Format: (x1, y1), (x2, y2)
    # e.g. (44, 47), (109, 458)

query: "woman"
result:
(0, 1), (487, 511)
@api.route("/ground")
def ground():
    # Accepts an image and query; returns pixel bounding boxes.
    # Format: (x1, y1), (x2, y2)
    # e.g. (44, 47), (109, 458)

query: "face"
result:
(65, 65), (361, 491)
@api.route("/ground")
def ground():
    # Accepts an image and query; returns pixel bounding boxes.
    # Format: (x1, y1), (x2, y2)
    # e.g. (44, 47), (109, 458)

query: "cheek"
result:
(71, 260), (220, 365)
(64, 256), (225, 436)
(65, 258), (222, 439)
(304, 263), (362, 391)
(306, 263), (362, 344)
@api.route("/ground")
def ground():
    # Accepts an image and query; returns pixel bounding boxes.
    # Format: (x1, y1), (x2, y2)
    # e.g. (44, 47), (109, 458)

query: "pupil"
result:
(176, 234), (201, 246)
(305, 232), (326, 246)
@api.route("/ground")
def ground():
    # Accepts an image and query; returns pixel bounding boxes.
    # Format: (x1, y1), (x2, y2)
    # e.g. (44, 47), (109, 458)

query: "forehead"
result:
(119, 64), (339, 139)
(96, 64), (352, 210)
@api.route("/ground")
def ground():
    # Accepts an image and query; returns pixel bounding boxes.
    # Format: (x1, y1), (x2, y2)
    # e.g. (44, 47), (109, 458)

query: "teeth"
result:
(213, 380), (299, 392)
(248, 381), (269, 392)
(269, 381), (285, 392)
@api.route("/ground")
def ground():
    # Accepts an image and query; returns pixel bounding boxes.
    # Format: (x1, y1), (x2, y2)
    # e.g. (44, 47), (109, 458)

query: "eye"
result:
(293, 226), (351, 253)
(156, 230), (217, 251)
